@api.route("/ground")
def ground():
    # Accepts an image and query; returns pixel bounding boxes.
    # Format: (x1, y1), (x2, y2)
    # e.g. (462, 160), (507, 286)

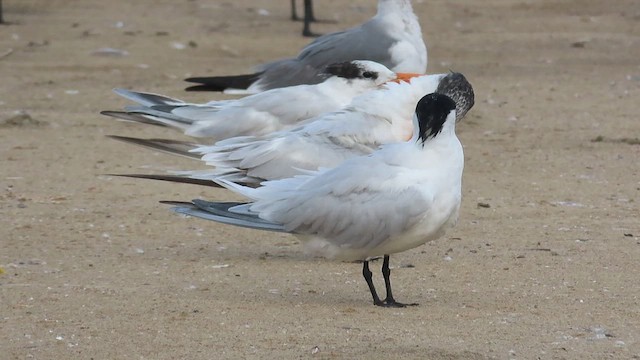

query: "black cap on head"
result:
(435, 72), (474, 122)
(415, 93), (457, 144)
(324, 61), (378, 80)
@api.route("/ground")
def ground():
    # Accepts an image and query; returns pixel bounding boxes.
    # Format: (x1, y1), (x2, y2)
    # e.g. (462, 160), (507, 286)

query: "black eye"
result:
(362, 71), (376, 79)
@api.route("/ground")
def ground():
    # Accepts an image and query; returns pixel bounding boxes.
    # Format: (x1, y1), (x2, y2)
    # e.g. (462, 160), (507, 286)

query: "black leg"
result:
(381, 255), (396, 302)
(291, 0), (299, 21)
(362, 256), (418, 307)
(301, 0), (320, 37)
(362, 260), (384, 306)
(381, 255), (418, 307)
(305, 0), (316, 22)
(0, 0), (4, 24)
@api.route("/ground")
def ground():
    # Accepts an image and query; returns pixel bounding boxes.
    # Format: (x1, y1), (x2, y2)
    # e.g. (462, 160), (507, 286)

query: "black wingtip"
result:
(106, 173), (222, 187)
(184, 84), (228, 92)
(105, 135), (201, 159)
(100, 110), (164, 126)
(184, 72), (263, 92)
(415, 93), (457, 144)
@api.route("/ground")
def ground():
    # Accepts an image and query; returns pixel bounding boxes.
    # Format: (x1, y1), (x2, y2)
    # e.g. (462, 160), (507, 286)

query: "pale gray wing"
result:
(253, 21), (396, 90)
(250, 58), (327, 90)
(199, 128), (376, 182)
(296, 21), (396, 69)
(254, 161), (432, 251)
(269, 183), (430, 250)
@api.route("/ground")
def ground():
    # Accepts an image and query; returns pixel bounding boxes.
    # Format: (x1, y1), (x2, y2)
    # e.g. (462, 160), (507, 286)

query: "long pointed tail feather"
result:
(113, 88), (186, 107)
(100, 110), (168, 127)
(184, 72), (263, 92)
(122, 106), (194, 126)
(101, 110), (192, 131)
(106, 135), (201, 159)
(107, 173), (222, 187)
(165, 199), (287, 232)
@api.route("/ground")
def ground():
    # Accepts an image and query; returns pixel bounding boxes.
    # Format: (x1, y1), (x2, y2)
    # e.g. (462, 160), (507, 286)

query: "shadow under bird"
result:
(185, 0), (426, 93)
(161, 93), (464, 307)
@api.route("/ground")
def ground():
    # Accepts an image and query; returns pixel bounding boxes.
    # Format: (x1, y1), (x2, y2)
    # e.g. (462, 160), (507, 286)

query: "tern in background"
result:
(163, 93), (464, 307)
(185, 0), (426, 93)
(108, 72), (473, 188)
(103, 61), (418, 142)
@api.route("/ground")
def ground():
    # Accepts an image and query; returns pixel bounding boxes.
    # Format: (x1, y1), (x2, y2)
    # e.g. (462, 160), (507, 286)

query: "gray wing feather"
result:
(297, 22), (395, 69)
(123, 106), (195, 126)
(253, 22), (395, 90)
(100, 110), (166, 126)
(250, 159), (433, 251)
(170, 200), (287, 232)
(114, 88), (185, 107)
(271, 186), (430, 250)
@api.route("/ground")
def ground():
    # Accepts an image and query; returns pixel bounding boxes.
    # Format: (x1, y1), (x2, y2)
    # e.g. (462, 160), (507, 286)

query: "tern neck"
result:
(410, 113), (457, 148)
(377, 0), (414, 15)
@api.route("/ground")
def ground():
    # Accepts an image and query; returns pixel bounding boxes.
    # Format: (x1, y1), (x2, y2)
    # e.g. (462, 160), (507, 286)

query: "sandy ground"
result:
(1, 0), (639, 358)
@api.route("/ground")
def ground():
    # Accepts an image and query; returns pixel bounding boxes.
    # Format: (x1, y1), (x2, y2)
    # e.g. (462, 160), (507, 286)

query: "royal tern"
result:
(185, 0), (426, 93)
(102, 61), (417, 141)
(122, 72), (471, 187)
(164, 93), (464, 307)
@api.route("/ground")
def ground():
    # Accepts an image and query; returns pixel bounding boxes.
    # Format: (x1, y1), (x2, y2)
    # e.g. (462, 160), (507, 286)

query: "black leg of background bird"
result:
(305, 0), (316, 21)
(292, 0), (336, 38)
(301, 0), (321, 37)
(290, 0), (299, 21)
(0, 0), (4, 24)
(362, 260), (385, 306)
(381, 255), (419, 307)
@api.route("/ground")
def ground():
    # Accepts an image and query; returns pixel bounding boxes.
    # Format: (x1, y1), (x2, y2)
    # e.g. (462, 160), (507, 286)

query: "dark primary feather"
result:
(101, 109), (194, 130)
(121, 106), (193, 125)
(184, 72), (264, 92)
(107, 173), (260, 188)
(107, 174), (221, 187)
(106, 135), (201, 159)
(100, 110), (167, 126)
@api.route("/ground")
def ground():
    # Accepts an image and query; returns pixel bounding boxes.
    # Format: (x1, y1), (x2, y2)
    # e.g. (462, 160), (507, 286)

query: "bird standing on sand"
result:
(165, 93), (464, 307)
(102, 61), (419, 141)
(188, 72), (472, 186)
(186, 0), (426, 93)
(107, 72), (473, 189)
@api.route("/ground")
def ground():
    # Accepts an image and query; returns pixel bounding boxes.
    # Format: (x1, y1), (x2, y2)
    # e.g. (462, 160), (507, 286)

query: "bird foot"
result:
(302, 30), (322, 37)
(374, 298), (419, 308)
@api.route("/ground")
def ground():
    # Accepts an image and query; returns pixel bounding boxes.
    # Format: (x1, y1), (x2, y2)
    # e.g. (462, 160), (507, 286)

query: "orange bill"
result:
(391, 72), (423, 83)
